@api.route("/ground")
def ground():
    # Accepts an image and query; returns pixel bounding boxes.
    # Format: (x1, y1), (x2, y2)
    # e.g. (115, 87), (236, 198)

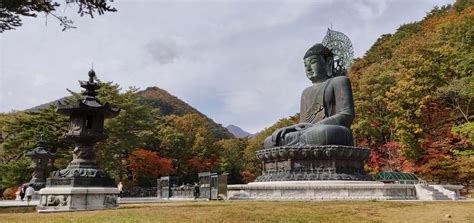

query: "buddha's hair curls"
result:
(304, 43), (333, 59)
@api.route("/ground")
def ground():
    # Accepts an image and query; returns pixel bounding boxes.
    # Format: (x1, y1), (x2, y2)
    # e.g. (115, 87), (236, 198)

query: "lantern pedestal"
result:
(37, 169), (119, 212)
(37, 187), (119, 213)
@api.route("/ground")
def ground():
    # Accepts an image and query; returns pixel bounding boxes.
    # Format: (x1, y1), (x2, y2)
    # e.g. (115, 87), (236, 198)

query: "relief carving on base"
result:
(47, 195), (70, 207)
(104, 194), (118, 205)
(52, 168), (107, 178)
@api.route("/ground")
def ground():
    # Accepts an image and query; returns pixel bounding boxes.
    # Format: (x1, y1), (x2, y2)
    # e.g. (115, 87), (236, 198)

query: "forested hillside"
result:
(139, 87), (234, 140)
(0, 83), (236, 197)
(0, 0), (472, 199)
(240, 0), (473, 186)
(349, 0), (473, 184)
(24, 86), (233, 141)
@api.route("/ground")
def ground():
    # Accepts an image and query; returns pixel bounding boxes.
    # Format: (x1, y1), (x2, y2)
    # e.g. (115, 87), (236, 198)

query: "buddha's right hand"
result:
(271, 123), (312, 142)
(271, 127), (290, 143)
(294, 123), (312, 130)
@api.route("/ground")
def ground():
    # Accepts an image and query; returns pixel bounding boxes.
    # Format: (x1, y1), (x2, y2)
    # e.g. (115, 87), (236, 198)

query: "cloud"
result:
(145, 38), (180, 65)
(0, 0), (455, 133)
(352, 0), (390, 20)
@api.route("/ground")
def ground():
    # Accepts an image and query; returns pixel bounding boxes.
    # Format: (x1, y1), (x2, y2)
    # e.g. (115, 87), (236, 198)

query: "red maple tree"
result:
(128, 148), (175, 184)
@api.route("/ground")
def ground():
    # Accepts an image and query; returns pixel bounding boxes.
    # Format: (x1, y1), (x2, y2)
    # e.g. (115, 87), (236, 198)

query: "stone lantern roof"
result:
(25, 136), (55, 158)
(56, 69), (120, 118)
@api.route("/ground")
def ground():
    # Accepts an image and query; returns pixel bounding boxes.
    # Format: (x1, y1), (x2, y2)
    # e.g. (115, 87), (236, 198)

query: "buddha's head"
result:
(304, 44), (334, 83)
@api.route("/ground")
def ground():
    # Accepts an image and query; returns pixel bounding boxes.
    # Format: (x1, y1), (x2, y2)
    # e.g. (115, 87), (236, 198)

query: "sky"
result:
(0, 0), (454, 133)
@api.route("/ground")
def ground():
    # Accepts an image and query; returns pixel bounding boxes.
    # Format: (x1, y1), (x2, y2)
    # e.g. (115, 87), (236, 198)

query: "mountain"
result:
(24, 86), (234, 140)
(226, 124), (252, 138)
(138, 87), (198, 116)
(24, 97), (68, 112)
(138, 87), (234, 140)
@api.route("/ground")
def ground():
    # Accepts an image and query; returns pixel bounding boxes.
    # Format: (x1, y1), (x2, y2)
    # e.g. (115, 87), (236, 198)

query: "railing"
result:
(417, 179), (429, 186)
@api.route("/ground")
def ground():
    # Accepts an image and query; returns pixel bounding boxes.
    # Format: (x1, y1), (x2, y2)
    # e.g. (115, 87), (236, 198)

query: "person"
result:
(193, 182), (200, 199)
(264, 43), (355, 148)
(117, 182), (123, 198)
(19, 183), (27, 201)
(25, 184), (34, 205)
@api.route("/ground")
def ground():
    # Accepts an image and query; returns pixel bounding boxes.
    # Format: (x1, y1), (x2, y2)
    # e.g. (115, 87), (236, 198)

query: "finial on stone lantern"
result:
(37, 133), (46, 148)
(79, 69), (100, 99)
(88, 69), (96, 81)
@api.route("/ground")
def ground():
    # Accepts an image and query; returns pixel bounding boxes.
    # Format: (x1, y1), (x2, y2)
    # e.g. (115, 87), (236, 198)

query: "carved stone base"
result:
(29, 181), (46, 191)
(228, 181), (417, 200)
(36, 187), (119, 213)
(47, 166), (116, 187)
(47, 176), (116, 187)
(256, 145), (371, 181)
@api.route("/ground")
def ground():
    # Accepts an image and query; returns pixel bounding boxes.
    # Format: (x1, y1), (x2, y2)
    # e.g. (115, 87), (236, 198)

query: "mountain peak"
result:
(140, 86), (234, 140)
(139, 86), (198, 116)
(226, 124), (252, 138)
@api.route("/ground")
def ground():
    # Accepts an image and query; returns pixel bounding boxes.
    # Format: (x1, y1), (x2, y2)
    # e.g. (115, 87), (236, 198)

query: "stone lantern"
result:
(52, 69), (119, 180)
(37, 69), (120, 212)
(25, 135), (55, 190)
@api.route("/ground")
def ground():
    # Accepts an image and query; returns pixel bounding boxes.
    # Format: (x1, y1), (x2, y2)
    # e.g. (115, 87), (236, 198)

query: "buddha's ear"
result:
(326, 56), (334, 77)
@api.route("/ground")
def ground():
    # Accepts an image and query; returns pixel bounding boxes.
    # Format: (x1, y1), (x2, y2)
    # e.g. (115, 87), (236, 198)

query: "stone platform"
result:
(37, 187), (119, 213)
(256, 145), (371, 182)
(227, 181), (416, 200)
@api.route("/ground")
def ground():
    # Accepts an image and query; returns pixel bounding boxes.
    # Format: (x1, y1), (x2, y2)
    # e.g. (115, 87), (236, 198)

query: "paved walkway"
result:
(0, 197), (202, 207)
(0, 200), (39, 207)
(1, 197), (472, 208)
(120, 197), (201, 203)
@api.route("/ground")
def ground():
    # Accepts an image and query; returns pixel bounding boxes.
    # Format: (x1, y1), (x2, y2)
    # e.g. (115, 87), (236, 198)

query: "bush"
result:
(2, 187), (19, 200)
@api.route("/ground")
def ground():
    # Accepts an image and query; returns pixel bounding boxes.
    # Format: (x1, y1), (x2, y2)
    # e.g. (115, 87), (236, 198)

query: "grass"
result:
(0, 206), (36, 214)
(0, 200), (473, 223)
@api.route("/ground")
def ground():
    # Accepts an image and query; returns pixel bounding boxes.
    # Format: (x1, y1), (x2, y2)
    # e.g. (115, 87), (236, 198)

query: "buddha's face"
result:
(304, 54), (329, 82)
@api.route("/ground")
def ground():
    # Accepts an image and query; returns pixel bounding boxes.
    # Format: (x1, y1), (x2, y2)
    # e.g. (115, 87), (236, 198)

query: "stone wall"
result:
(227, 181), (417, 200)
(122, 187), (157, 197)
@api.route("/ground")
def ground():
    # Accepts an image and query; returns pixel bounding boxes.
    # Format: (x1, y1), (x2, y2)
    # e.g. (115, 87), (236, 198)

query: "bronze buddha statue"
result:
(264, 43), (355, 149)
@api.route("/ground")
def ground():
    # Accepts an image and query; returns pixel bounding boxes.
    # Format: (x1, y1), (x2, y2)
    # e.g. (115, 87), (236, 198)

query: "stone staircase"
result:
(415, 183), (463, 200)
(430, 185), (465, 200)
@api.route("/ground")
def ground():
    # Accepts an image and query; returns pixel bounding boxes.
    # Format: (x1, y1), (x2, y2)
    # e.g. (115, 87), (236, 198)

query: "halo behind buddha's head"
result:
(304, 43), (333, 59)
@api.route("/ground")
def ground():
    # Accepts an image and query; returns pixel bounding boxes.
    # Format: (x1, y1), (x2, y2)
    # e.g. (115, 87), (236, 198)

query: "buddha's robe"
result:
(264, 76), (354, 148)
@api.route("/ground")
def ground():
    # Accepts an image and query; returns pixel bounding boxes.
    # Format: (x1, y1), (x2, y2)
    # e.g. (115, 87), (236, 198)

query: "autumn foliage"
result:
(350, 0), (473, 187)
(1, 0), (473, 195)
(128, 149), (175, 186)
(187, 155), (219, 173)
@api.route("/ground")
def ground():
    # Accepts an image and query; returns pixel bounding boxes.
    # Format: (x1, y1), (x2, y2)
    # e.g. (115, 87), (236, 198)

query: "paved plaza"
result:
(0, 197), (208, 208)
